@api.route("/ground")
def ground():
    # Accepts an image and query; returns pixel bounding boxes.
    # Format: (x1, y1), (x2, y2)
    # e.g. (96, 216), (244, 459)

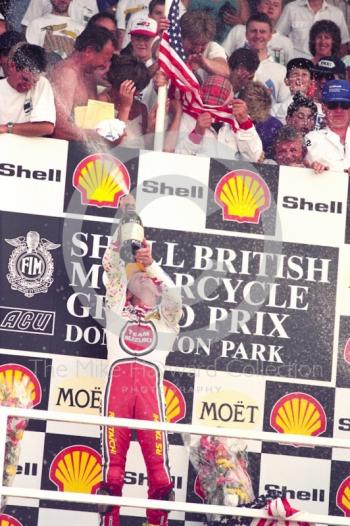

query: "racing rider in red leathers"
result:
(100, 195), (182, 526)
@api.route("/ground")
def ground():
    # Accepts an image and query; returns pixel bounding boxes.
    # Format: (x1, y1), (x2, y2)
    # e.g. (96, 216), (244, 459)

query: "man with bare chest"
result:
(49, 25), (116, 140)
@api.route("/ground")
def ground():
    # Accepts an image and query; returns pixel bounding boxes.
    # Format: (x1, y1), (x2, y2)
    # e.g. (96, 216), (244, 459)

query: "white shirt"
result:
(272, 94), (293, 123)
(197, 41), (228, 82)
(276, 0), (350, 59)
(26, 14), (84, 58)
(175, 112), (263, 161)
(0, 77), (56, 125)
(22, 0), (97, 26)
(222, 24), (294, 66)
(255, 56), (290, 103)
(305, 126), (350, 171)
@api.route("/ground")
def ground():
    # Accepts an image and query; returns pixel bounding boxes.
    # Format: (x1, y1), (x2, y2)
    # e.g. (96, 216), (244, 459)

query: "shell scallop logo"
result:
(215, 169), (270, 223)
(343, 338), (350, 364)
(0, 515), (23, 526)
(336, 476), (350, 516)
(163, 380), (186, 423)
(49, 445), (102, 493)
(270, 392), (326, 445)
(73, 153), (130, 208)
(0, 363), (42, 407)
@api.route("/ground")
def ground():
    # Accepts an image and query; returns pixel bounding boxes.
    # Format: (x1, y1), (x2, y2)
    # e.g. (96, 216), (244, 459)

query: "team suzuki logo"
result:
(50, 445), (102, 493)
(73, 153), (130, 208)
(215, 169), (270, 223)
(119, 320), (157, 355)
(0, 363), (42, 407)
(343, 338), (350, 365)
(270, 392), (326, 445)
(336, 476), (350, 516)
(163, 380), (186, 423)
(5, 231), (60, 297)
(0, 514), (23, 526)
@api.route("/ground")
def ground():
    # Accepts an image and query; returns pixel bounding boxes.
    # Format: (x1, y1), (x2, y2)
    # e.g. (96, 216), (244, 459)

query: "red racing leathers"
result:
(101, 236), (182, 526)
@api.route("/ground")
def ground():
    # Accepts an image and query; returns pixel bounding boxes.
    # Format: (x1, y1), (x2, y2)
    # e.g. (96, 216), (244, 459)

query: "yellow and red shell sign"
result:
(163, 379), (186, 423)
(270, 392), (326, 439)
(73, 153), (130, 208)
(49, 445), (102, 494)
(0, 515), (23, 526)
(215, 169), (270, 223)
(0, 363), (42, 407)
(337, 476), (350, 516)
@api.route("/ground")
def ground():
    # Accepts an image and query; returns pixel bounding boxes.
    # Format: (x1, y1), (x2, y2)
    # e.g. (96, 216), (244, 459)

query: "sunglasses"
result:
(325, 101), (350, 110)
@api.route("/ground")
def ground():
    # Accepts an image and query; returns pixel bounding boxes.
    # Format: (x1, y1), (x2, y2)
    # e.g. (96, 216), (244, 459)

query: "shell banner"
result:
(0, 135), (350, 525)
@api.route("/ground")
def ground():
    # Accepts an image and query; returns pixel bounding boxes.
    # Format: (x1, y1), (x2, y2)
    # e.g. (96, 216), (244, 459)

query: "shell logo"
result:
(270, 392), (326, 444)
(214, 169), (270, 223)
(163, 380), (186, 423)
(49, 445), (102, 493)
(73, 153), (130, 208)
(0, 363), (42, 407)
(336, 476), (350, 516)
(0, 515), (23, 526)
(343, 338), (350, 364)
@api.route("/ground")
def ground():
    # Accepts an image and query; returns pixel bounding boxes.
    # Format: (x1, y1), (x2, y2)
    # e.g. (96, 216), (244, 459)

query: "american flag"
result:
(158, 0), (235, 126)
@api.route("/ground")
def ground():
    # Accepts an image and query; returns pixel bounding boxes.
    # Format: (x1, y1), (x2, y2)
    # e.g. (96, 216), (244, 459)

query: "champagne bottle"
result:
(119, 203), (144, 263)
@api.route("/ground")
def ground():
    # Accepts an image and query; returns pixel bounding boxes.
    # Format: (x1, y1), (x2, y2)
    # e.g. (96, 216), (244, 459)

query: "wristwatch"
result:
(7, 122), (14, 134)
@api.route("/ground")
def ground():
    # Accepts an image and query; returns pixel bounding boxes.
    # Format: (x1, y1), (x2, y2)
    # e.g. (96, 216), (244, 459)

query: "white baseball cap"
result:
(129, 17), (157, 38)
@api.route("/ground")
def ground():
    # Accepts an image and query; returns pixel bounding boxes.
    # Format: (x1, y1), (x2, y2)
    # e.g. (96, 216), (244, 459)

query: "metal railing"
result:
(1, 406), (350, 525)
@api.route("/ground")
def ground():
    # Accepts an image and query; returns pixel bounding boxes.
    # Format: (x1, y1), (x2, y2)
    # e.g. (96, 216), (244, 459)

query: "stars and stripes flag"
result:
(158, 0), (235, 126)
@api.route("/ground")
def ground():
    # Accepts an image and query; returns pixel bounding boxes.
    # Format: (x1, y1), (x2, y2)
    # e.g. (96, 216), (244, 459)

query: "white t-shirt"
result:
(276, 0), (350, 58)
(222, 24), (294, 66)
(22, 0), (97, 26)
(271, 94), (293, 123)
(26, 14), (84, 58)
(305, 126), (350, 171)
(0, 76), (56, 125)
(255, 56), (290, 103)
(197, 41), (227, 82)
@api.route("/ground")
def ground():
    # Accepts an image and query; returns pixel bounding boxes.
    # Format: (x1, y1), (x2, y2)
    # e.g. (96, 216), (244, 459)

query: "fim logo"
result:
(337, 476), (350, 516)
(50, 445), (102, 493)
(215, 169), (270, 224)
(270, 392), (326, 447)
(5, 231), (60, 298)
(73, 153), (130, 208)
(0, 515), (23, 526)
(163, 380), (186, 423)
(0, 363), (42, 407)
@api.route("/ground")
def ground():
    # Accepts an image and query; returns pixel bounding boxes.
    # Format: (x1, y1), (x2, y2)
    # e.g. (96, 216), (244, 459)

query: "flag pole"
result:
(153, 0), (172, 151)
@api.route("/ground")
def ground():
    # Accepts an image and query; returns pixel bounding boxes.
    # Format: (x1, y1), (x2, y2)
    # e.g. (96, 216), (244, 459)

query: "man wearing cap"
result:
(100, 194), (182, 526)
(272, 57), (314, 123)
(312, 56), (346, 101)
(121, 16), (158, 69)
(305, 79), (350, 172)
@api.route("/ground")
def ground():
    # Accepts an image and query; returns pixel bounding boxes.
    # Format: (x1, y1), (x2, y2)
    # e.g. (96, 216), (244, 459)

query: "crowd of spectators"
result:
(0, 0), (349, 171)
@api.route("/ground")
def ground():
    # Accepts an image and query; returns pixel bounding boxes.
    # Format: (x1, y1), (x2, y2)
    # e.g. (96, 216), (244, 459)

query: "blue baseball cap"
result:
(321, 80), (350, 103)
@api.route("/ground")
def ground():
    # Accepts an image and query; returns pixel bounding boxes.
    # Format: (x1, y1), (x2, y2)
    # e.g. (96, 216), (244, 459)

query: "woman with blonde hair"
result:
(239, 81), (282, 159)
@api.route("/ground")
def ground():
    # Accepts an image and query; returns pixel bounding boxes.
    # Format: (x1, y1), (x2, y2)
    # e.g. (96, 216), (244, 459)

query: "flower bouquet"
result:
(0, 380), (33, 511)
(189, 435), (255, 524)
